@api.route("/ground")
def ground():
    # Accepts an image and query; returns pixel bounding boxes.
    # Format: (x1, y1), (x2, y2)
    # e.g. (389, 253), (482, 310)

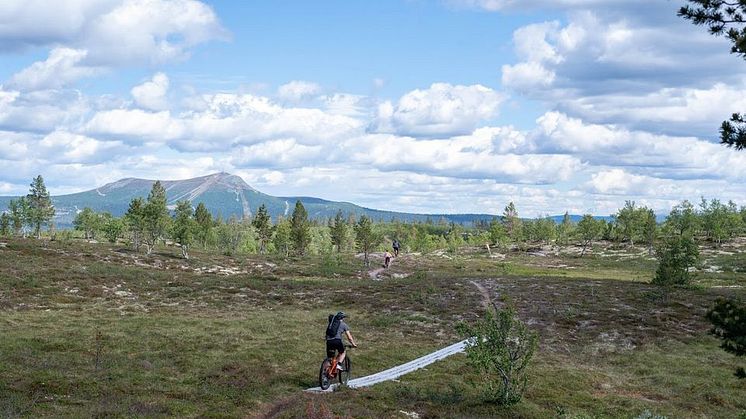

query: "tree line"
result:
(3, 178), (746, 266)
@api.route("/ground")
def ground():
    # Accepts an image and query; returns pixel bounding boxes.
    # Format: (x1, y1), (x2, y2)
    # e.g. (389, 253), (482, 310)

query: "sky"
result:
(1, 0), (746, 217)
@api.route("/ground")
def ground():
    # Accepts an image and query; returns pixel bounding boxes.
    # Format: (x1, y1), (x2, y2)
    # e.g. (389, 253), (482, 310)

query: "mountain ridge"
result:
(0, 172), (502, 227)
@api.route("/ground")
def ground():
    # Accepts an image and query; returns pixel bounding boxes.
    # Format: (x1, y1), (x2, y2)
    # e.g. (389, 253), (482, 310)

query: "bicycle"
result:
(318, 344), (354, 390)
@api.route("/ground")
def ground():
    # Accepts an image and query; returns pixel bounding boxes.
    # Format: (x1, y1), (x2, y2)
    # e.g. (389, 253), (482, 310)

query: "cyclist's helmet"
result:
(336, 311), (347, 319)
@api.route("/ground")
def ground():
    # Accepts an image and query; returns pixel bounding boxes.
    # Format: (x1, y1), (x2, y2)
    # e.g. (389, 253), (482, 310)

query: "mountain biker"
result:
(392, 239), (400, 257)
(383, 251), (392, 268)
(326, 311), (357, 370)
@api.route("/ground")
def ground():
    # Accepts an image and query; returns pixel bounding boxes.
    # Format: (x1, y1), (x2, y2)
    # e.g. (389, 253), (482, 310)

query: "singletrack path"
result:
(305, 339), (470, 393)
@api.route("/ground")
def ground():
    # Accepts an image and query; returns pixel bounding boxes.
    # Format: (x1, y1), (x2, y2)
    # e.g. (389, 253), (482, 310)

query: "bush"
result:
(652, 235), (699, 286)
(707, 297), (746, 379)
(457, 304), (538, 405)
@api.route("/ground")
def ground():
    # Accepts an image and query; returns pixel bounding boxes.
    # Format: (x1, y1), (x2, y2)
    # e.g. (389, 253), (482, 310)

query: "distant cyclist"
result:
(383, 251), (392, 268)
(325, 311), (357, 370)
(392, 239), (401, 257)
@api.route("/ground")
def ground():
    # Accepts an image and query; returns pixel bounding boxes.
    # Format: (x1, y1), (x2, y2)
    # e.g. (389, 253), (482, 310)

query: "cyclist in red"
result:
(325, 312), (357, 370)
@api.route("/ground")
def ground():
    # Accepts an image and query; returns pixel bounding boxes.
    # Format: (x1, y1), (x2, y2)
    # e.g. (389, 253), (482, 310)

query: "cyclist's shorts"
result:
(326, 338), (344, 358)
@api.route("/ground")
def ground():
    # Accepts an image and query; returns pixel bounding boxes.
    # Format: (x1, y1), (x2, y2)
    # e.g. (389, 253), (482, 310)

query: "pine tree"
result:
(556, 212), (574, 246)
(488, 217), (506, 248)
(252, 204), (272, 254)
(0, 213), (9, 236)
(290, 200), (310, 256)
(143, 181), (170, 255)
(503, 202), (521, 243)
(641, 208), (657, 256)
(125, 198), (145, 251)
(330, 210), (347, 253)
(8, 198), (26, 236)
(354, 215), (378, 267)
(26, 175), (55, 239)
(172, 200), (195, 259)
(273, 218), (292, 257)
(194, 202), (213, 248)
(679, 2), (746, 149)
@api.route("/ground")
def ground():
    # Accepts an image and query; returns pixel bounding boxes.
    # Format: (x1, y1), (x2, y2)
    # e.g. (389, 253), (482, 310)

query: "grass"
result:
(1, 237), (745, 417)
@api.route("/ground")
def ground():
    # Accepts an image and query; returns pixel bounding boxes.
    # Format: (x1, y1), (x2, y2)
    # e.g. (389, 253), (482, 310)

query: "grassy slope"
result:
(0, 238), (744, 418)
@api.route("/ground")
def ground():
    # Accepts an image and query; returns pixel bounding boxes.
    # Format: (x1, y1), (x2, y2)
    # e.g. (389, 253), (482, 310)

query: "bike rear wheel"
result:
(338, 356), (351, 386)
(319, 358), (332, 390)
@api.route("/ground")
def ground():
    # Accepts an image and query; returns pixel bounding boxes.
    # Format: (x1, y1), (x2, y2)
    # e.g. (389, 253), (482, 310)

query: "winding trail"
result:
(469, 280), (493, 311)
(305, 281), (490, 393)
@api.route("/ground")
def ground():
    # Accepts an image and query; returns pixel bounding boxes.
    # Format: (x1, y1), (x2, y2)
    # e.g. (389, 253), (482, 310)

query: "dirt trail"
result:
(368, 267), (385, 279)
(469, 280), (493, 311)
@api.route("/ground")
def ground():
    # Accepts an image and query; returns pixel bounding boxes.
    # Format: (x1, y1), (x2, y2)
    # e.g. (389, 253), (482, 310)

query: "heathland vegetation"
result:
(1, 175), (745, 417)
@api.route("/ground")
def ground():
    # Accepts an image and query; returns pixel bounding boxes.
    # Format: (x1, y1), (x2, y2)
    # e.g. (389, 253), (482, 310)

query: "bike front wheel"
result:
(338, 356), (351, 386)
(319, 358), (332, 390)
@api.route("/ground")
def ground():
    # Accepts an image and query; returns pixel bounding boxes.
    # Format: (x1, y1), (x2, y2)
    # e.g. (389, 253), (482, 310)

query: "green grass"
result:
(1, 237), (745, 417)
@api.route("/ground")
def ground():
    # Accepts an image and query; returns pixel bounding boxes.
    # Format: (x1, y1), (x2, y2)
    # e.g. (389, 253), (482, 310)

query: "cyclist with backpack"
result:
(325, 311), (357, 370)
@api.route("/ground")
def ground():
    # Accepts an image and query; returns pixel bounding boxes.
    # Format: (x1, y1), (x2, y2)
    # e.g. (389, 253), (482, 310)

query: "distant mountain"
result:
(0, 173), (499, 227)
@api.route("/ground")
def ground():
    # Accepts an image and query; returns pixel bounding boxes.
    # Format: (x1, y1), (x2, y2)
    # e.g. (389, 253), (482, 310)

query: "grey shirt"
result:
(328, 319), (349, 341)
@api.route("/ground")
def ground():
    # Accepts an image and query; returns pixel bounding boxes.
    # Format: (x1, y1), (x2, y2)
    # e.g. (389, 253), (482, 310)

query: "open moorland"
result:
(1, 238), (745, 418)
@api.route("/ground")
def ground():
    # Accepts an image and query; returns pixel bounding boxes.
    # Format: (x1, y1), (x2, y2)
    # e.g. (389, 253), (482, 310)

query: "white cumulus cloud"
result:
(131, 72), (169, 111)
(370, 83), (505, 137)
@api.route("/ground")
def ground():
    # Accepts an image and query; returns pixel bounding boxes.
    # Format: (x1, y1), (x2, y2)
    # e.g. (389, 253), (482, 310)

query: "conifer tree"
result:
(354, 215), (377, 267)
(194, 202), (213, 248)
(172, 200), (196, 259)
(290, 200), (310, 256)
(143, 181), (170, 255)
(125, 197), (145, 251)
(330, 210), (347, 253)
(556, 212), (574, 246)
(8, 198), (26, 236)
(273, 218), (292, 257)
(503, 202), (521, 243)
(679, 1), (746, 149)
(252, 204), (272, 254)
(0, 212), (9, 236)
(26, 175), (55, 239)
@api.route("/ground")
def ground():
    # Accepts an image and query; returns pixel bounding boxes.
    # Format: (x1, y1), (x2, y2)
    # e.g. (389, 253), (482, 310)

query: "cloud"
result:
(343, 132), (579, 183)
(8, 47), (102, 91)
(0, 0), (226, 88)
(38, 130), (127, 163)
(131, 72), (169, 110)
(277, 81), (321, 102)
(84, 92), (363, 149)
(85, 109), (185, 142)
(0, 87), (90, 133)
(532, 111), (746, 181)
(369, 83), (505, 137)
(0, 0), (226, 62)
(230, 139), (323, 169)
(448, 0), (655, 13)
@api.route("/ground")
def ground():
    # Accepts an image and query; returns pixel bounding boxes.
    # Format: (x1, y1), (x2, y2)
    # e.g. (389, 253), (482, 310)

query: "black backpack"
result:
(326, 314), (342, 339)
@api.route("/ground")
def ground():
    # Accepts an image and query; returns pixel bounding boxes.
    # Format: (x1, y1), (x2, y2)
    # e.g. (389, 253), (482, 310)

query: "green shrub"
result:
(652, 235), (699, 286)
(457, 304), (538, 405)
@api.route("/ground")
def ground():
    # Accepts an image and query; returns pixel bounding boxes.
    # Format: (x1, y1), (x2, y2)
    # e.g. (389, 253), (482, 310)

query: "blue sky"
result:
(1, 0), (746, 216)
